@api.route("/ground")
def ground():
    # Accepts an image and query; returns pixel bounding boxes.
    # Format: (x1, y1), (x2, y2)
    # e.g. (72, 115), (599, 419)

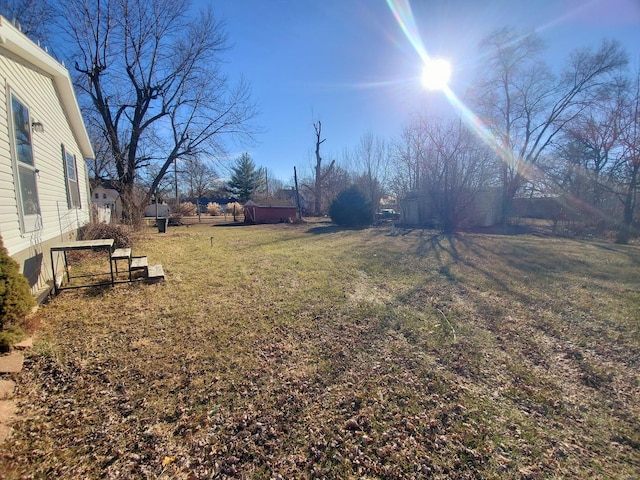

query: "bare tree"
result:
(427, 119), (497, 232)
(392, 113), (496, 231)
(613, 70), (640, 243)
(543, 77), (628, 231)
(252, 168), (284, 202)
(311, 121), (335, 215)
(180, 156), (218, 221)
(474, 27), (627, 223)
(266, 172), (285, 199)
(388, 115), (430, 199)
(348, 132), (388, 211)
(0, 0), (55, 42)
(326, 165), (352, 208)
(85, 118), (118, 182)
(62, 0), (257, 223)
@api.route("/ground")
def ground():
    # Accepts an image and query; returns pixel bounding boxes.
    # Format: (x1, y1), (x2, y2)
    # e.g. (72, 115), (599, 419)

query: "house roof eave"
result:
(0, 16), (94, 160)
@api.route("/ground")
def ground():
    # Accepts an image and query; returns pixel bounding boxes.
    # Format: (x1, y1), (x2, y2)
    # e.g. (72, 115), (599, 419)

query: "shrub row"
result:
(207, 202), (221, 216)
(173, 202), (197, 217)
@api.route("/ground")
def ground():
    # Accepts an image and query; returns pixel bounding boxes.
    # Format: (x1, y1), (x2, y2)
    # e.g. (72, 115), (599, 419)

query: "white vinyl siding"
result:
(0, 16), (95, 295)
(0, 43), (91, 259)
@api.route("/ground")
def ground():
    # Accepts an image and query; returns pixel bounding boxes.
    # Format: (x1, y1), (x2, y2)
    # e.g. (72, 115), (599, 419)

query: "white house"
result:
(0, 16), (94, 300)
(91, 179), (122, 223)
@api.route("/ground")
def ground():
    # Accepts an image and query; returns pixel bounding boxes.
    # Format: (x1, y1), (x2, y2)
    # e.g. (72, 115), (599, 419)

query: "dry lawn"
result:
(1, 219), (639, 479)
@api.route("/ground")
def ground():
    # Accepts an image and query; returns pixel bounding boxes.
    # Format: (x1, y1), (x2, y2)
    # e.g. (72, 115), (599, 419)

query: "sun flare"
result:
(421, 58), (451, 90)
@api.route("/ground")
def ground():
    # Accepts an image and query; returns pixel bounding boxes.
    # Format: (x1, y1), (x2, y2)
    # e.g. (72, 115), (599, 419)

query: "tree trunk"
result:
(314, 121), (326, 216)
(617, 164), (639, 244)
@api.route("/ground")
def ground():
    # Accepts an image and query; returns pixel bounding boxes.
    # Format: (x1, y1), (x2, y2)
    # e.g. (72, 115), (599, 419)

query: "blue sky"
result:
(198, 0), (640, 185)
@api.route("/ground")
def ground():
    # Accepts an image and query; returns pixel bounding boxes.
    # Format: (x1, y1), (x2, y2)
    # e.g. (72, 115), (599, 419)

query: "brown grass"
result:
(1, 219), (639, 479)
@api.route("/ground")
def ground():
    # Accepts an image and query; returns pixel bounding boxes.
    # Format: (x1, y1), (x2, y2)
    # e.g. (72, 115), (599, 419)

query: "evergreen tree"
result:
(226, 153), (263, 203)
(329, 185), (373, 227)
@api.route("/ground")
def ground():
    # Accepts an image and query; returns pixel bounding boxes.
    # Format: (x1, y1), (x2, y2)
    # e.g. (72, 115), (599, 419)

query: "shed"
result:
(0, 16), (94, 299)
(244, 200), (298, 224)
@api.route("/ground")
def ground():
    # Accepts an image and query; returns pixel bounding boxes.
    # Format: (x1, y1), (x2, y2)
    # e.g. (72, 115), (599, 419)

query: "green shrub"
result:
(329, 185), (373, 227)
(207, 202), (221, 216)
(78, 222), (132, 249)
(0, 324), (25, 351)
(0, 236), (35, 332)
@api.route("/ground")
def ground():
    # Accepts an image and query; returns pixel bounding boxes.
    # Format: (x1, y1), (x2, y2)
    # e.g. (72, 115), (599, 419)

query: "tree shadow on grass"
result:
(307, 220), (394, 235)
(415, 233), (529, 304)
(211, 222), (247, 227)
(416, 232), (460, 264)
(56, 283), (113, 298)
(464, 222), (547, 236)
(595, 242), (640, 268)
(306, 224), (357, 235)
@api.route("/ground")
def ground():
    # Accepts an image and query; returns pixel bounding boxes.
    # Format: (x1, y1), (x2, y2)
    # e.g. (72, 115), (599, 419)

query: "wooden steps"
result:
(111, 248), (131, 271)
(110, 248), (164, 283)
(147, 264), (165, 281)
(111, 248), (131, 260)
(130, 256), (148, 270)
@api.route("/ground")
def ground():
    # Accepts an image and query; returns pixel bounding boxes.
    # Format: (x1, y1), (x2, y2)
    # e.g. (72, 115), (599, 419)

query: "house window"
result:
(62, 145), (81, 208)
(9, 93), (40, 232)
(95, 192), (99, 199)
(103, 193), (107, 199)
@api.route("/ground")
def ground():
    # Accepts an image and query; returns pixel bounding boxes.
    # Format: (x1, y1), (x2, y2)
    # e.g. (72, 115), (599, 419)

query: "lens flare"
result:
(385, 0), (617, 226)
(386, 0), (533, 184)
(421, 58), (451, 90)
(385, 0), (429, 64)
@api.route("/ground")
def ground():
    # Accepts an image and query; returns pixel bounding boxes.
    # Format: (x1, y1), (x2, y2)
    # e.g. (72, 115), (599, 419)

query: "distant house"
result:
(244, 200), (298, 224)
(91, 179), (122, 222)
(0, 16), (94, 299)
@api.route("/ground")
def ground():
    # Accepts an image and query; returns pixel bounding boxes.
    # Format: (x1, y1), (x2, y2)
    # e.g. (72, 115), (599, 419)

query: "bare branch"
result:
(61, 0), (257, 222)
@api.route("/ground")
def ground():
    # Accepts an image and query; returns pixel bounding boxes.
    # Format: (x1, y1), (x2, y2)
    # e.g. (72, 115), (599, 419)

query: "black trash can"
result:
(157, 217), (167, 233)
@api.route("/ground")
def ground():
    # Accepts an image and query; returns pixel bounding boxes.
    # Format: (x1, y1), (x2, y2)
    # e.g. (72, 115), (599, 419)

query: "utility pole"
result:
(294, 166), (302, 220)
(174, 158), (179, 209)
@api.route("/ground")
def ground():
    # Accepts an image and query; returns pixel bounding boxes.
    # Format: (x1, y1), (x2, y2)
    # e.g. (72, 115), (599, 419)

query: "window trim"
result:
(62, 144), (82, 209)
(8, 90), (41, 233)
